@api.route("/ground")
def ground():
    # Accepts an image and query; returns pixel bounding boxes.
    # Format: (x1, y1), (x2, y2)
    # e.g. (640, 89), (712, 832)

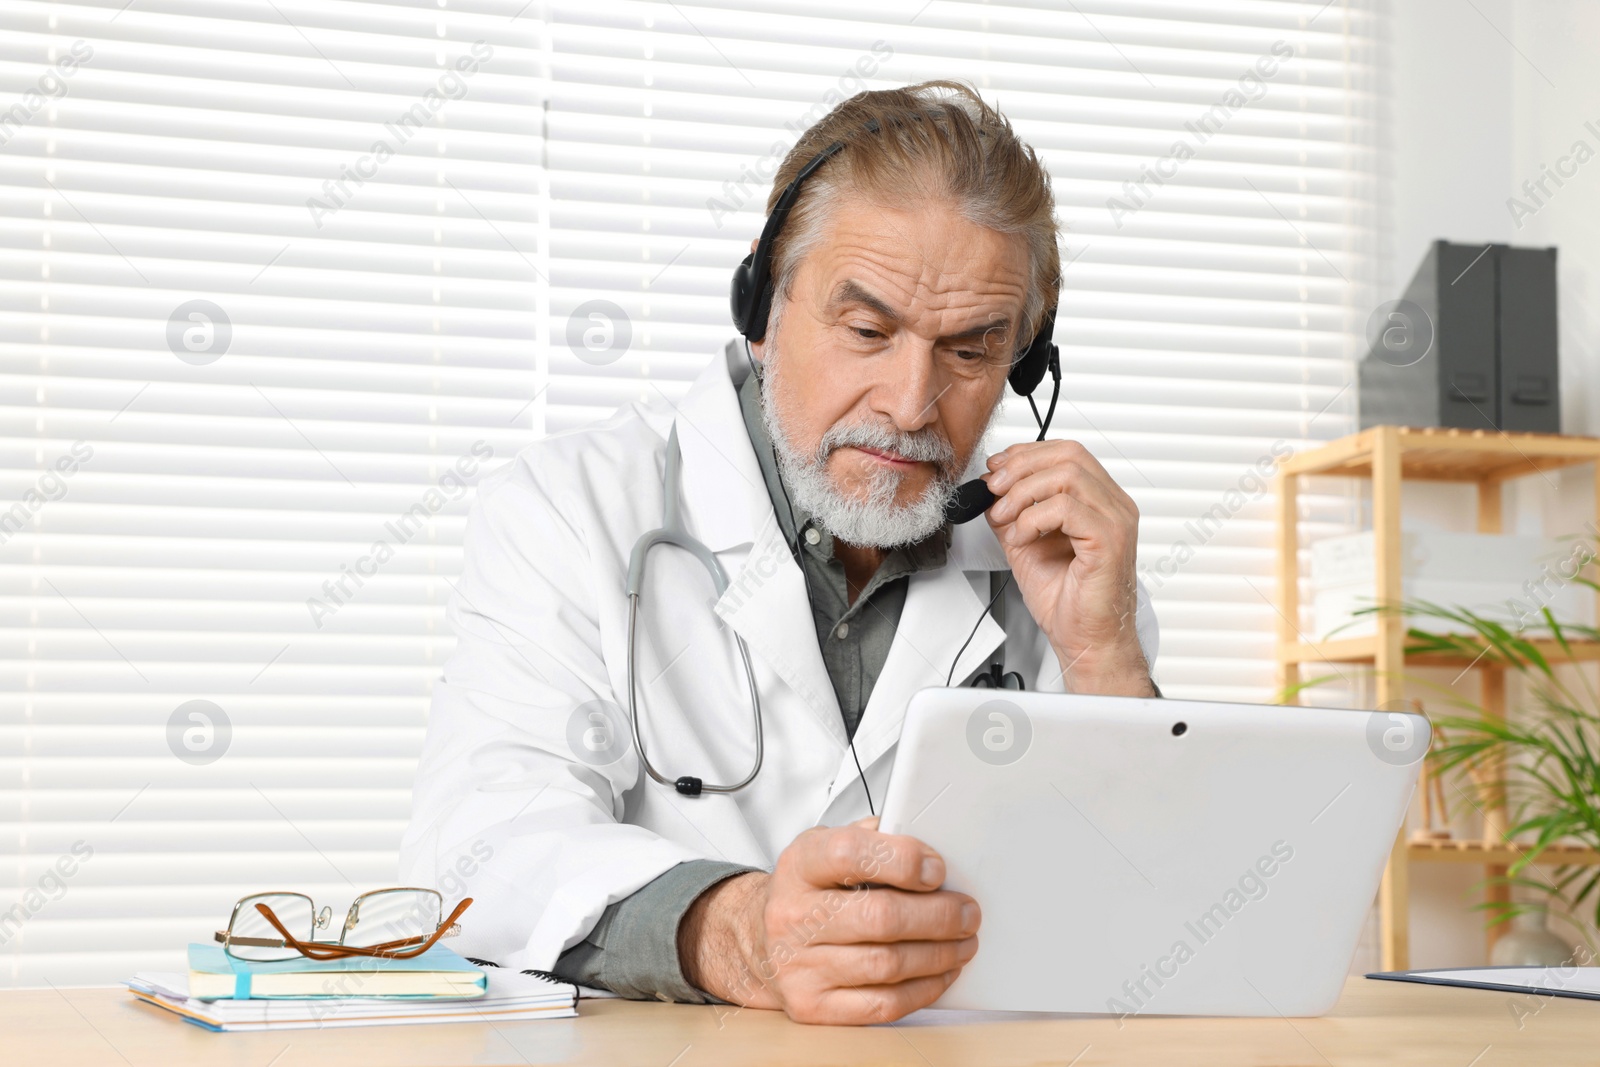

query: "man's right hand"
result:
(678, 817), (981, 1025)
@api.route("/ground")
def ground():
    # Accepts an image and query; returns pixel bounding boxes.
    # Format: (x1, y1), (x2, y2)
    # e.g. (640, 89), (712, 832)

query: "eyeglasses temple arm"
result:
(381, 896), (473, 958)
(251, 897), (474, 961)
(215, 929), (294, 948)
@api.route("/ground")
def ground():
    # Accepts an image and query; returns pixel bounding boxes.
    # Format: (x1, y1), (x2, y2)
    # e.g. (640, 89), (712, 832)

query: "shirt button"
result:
(805, 527), (821, 545)
(836, 623), (849, 639)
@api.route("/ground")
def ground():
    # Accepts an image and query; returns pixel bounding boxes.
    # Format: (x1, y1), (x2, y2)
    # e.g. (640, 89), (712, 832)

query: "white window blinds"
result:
(3, 0), (1380, 986)
(1, 0), (543, 985)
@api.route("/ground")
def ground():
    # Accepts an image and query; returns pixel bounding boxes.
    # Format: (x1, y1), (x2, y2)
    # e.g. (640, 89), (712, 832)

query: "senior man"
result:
(400, 80), (1159, 1025)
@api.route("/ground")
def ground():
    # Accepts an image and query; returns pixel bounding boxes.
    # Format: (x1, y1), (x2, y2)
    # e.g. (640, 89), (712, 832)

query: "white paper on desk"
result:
(134, 969), (615, 1008)
(1377, 967), (1600, 998)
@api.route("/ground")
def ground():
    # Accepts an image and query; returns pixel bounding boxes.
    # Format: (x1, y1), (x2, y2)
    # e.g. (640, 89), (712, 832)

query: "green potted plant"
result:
(1291, 584), (1600, 950)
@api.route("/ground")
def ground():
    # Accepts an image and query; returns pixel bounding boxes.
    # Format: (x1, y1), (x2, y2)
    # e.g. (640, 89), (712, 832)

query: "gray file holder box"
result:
(1359, 240), (1559, 433)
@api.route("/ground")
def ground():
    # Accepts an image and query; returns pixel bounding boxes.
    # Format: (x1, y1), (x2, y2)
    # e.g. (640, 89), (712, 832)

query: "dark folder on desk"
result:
(1368, 966), (1600, 1002)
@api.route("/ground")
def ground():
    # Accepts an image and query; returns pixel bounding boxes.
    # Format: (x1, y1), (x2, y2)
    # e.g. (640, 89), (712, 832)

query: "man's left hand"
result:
(981, 439), (1153, 695)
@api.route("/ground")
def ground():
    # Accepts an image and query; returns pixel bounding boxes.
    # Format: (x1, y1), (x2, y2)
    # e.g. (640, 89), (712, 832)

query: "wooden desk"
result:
(9, 977), (1595, 1066)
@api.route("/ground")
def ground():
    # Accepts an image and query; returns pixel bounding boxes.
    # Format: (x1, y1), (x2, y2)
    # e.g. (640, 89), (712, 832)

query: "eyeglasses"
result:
(213, 888), (473, 962)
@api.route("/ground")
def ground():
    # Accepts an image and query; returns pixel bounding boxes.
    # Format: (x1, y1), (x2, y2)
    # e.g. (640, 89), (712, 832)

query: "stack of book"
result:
(126, 944), (582, 1031)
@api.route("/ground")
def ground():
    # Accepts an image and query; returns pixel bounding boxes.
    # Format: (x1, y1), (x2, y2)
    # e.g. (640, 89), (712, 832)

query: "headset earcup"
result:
(745, 275), (773, 343)
(730, 254), (755, 337)
(1007, 305), (1058, 397)
(1007, 336), (1051, 397)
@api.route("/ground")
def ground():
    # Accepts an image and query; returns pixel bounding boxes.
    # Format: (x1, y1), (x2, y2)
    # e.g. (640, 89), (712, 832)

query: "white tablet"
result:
(878, 689), (1425, 1017)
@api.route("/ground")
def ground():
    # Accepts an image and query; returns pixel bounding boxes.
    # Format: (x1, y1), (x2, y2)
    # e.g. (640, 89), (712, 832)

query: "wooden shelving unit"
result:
(1275, 425), (1600, 970)
(1407, 840), (1600, 866)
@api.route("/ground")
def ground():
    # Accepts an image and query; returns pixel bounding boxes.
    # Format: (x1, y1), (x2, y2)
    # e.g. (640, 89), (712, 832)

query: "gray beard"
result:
(758, 334), (997, 550)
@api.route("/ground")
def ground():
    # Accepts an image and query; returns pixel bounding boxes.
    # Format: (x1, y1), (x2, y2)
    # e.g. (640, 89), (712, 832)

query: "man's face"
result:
(755, 192), (1030, 521)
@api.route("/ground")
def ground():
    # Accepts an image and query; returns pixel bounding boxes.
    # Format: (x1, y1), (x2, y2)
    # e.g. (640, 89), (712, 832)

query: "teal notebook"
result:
(187, 943), (486, 1001)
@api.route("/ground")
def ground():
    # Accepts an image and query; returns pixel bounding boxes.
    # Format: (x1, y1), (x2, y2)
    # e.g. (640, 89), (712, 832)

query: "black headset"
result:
(729, 132), (1062, 526)
(724, 127), (1053, 805)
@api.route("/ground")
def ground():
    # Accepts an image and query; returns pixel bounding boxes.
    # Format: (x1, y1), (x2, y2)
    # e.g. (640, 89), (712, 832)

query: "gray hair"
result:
(764, 80), (1061, 361)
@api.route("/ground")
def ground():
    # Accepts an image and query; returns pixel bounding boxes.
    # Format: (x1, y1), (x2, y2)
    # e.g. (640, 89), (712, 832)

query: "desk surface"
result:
(8, 977), (1594, 1066)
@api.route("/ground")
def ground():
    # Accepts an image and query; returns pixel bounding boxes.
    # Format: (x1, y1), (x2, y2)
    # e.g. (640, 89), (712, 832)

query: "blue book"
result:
(187, 943), (486, 1000)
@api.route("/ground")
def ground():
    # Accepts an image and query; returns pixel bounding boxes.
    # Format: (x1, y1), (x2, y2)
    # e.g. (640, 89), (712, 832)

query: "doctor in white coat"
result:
(400, 81), (1159, 1025)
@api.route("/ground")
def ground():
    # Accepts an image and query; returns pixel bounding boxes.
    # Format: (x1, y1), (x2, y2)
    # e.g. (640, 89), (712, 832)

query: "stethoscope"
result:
(625, 425), (764, 797)
(623, 418), (1024, 799)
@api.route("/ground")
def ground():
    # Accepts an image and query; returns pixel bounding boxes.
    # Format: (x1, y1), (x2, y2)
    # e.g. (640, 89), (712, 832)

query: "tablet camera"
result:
(1171, 721), (1187, 736)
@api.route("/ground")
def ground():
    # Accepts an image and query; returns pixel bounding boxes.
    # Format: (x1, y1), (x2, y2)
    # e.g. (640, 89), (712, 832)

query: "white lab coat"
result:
(398, 340), (1159, 972)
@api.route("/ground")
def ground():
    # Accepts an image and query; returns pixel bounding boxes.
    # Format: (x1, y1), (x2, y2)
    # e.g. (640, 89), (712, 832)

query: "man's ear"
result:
(749, 237), (759, 256)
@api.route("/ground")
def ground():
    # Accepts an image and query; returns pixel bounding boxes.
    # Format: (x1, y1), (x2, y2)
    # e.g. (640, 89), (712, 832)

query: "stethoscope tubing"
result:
(625, 427), (765, 794)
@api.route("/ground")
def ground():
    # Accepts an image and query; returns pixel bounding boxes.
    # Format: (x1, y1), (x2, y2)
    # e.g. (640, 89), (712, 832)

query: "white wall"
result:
(1390, 0), (1597, 435)
(1507, 2), (1600, 439)
(1389, 0), (1515, 290)
(1379, 0), (1600, 969)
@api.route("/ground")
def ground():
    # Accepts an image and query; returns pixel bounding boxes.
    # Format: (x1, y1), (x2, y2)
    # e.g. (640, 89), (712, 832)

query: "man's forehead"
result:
(826, 278), (1011, 340)
(805, 194), (1030, 314)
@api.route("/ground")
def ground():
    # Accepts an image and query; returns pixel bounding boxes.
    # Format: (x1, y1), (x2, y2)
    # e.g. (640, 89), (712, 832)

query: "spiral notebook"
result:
(127, 966), (580, 1032)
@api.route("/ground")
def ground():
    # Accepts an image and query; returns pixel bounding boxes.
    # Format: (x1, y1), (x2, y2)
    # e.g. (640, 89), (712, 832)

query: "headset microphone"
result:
(944, 478), (997, 526)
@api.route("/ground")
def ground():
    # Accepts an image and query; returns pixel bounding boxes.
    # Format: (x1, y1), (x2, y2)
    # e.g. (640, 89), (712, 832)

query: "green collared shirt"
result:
(551, 362), (951, 1003)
